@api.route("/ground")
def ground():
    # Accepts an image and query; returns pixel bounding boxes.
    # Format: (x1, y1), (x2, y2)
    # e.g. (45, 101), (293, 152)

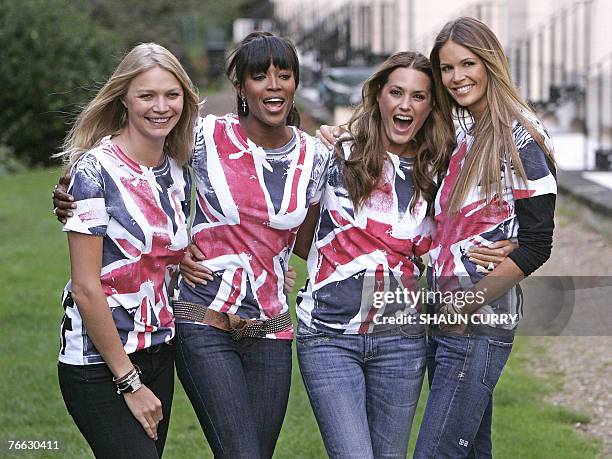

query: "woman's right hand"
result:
(180, 244), (214, 288)
(123, 385), (163, 441)
(315, 125), (350, 150)
(52, 174), (75, 224)
(467, 240), (518, 273)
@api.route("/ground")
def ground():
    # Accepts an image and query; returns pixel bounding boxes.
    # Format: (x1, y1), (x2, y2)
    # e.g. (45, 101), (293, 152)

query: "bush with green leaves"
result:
(0, 144), (27, 176)
(0, 0), (118, 166)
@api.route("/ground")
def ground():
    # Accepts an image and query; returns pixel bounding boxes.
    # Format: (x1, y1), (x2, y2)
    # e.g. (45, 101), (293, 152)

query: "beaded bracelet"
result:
(113, 365), (142, 394)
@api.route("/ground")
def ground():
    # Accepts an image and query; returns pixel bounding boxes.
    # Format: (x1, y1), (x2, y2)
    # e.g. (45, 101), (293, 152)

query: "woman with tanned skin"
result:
(413, 17), (556, 458)
(317, 17), (555, 457)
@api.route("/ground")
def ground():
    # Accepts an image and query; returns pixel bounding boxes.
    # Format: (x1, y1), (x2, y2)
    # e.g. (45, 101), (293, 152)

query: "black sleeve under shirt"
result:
(508, 154), (556, 276)
(508, 193), (556, 276)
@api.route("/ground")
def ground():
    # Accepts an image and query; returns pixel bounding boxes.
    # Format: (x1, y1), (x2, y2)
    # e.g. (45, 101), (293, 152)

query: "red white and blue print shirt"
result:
(59, 137), (191, 365)
(429, 112), (557, 329)
(179, 114), (330, 339)
(297, 143), (434, 334)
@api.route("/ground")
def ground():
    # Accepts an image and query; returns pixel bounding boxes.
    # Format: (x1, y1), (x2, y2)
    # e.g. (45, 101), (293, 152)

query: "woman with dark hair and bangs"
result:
(171, 31), (330, 459)
(54, 31), (330, 458)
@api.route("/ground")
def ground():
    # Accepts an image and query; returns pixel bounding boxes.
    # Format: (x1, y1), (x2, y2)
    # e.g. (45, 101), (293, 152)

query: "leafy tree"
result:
(0, 0), (273, 166)
(75, 0), (274, 83)
(0, 0), (118, 165)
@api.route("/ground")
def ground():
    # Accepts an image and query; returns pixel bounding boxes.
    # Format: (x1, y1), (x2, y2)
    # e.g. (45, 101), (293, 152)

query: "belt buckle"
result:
(229, 319), (263, 341)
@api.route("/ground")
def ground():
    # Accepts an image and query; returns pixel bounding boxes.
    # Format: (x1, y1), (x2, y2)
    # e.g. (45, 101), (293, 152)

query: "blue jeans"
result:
(58, 343), (175, 458)
(414, 333), (514, 459)
(175, 323), (292, 459)
(297, 323), (426, 459)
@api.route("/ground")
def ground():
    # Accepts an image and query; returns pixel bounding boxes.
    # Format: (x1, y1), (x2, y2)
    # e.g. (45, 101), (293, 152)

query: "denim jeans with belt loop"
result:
(297, 322), (426, 459)
(175, 322), (292, 459)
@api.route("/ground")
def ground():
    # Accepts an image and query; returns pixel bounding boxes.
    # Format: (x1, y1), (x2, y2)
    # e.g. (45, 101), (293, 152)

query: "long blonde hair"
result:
(430, 17), (554, 214)
(58, 43), (199, 170)
(343, 51), (454, 213)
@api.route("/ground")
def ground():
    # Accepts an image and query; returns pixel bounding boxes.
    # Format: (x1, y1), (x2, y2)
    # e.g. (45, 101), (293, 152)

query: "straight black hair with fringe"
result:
(226, 31), (301, 126)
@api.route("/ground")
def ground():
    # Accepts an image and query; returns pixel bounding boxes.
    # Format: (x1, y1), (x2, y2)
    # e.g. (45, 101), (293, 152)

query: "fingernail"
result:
(328, 145), (334, 151)
(468, 257), (475, 262)
(68, 212), (73, 217)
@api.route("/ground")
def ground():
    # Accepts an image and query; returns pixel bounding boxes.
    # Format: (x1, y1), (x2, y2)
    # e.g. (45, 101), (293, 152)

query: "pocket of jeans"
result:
(482, 339), (513, 391)
(175, 322), (211, 346)
(82, 363), (113, 384)
(397, 324), (425, 339)
(296, 323), (330, 344)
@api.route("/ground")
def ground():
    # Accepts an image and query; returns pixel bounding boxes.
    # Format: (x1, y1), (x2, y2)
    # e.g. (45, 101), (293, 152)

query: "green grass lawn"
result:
(0, 168), (601, 458)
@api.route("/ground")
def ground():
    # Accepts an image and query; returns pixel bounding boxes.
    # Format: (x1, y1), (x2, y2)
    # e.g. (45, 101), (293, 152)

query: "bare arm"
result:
(437, 257), (525, 333)
(293, 203), (320, 260)
(464, 258), (525, 314)
(68, 232), (163, 440)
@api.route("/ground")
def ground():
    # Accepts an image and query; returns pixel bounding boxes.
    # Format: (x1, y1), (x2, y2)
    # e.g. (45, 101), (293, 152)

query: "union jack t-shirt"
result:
(297, 143), (434, 334)
(429, 112), (557, 329)
(179, 114), (330, 339)
(59, 137), (191, 365)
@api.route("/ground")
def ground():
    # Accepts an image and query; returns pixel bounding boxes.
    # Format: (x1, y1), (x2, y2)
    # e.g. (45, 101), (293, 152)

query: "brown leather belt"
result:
(173, 300), (292, 341)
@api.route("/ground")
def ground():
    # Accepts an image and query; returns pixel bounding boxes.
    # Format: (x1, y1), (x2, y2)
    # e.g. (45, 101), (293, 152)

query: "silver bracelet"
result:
(114, 366), (142, 394)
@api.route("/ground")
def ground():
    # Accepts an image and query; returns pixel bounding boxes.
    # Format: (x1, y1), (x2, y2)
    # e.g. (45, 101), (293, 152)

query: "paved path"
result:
(531, 195), (612, 457)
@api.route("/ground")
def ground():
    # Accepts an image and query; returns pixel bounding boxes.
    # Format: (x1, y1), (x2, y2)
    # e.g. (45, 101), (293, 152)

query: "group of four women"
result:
(53, 15), (556, 459)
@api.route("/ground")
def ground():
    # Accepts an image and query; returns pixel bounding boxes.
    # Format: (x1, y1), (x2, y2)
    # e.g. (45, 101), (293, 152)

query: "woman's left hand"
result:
(467, 240), (518, 273)
(436, 303), (468, 334)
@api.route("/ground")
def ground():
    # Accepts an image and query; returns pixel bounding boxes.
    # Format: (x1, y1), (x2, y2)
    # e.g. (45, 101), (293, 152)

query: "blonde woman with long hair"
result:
(56, 42), (198, 458)
(414, 17), (557, 458)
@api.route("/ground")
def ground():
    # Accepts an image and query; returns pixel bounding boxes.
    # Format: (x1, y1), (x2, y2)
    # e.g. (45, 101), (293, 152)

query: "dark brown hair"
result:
(343, 51), (454, 213)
